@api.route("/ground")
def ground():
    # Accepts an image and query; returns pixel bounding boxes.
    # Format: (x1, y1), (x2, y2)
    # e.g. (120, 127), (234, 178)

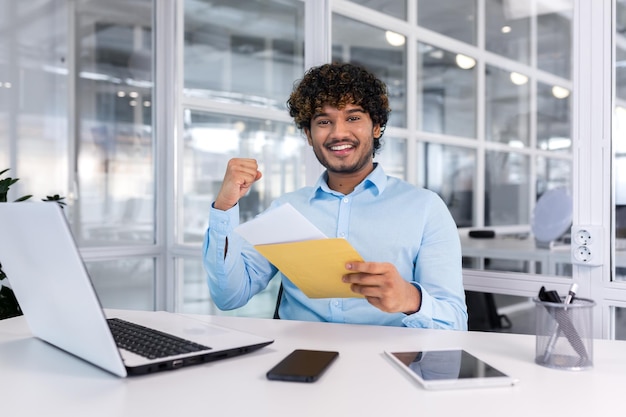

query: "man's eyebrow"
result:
(345, 107), (366, 115)
(312, 107), (366, 120)
(312, 111), (329, 120)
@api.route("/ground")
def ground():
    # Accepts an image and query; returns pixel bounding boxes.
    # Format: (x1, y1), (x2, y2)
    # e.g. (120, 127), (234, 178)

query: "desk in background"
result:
(461, 234), (626, 275)
(461, 234), (551, 273)
(1, 309), (626, 416)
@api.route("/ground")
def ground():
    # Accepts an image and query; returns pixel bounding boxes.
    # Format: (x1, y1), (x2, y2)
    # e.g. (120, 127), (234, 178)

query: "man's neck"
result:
(326, 163), (375, 194)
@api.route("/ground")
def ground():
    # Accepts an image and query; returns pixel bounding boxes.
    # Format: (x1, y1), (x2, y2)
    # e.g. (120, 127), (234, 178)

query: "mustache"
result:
(324, 139), (359, 148)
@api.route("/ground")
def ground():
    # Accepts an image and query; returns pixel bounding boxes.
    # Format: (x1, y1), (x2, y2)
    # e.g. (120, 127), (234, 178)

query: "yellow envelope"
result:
(254, 238), (365, 299)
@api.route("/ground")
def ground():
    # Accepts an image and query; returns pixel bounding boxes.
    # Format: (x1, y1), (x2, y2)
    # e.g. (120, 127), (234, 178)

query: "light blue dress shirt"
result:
(203, 164), (468, 330)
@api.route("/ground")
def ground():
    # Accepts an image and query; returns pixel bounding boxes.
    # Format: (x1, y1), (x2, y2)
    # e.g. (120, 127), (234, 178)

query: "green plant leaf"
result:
(43, 194), (66, 206)
(1, 168), (62, 205)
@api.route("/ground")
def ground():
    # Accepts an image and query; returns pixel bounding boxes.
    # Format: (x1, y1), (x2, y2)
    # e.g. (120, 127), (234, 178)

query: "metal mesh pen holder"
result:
(533, 297), (595, 371)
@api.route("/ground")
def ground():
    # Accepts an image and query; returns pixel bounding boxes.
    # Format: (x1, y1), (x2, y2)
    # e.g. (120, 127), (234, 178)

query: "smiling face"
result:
(305, 103), (381, 191)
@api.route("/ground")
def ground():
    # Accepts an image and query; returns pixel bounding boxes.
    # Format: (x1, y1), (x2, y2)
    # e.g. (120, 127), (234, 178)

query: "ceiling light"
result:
(429, 50), (444, 59)
(385, 31), (405, 47)
(551, 85), (570, 99)
(546, 137), (572, 150)
(510, 72), (528, 85)
(455, 54), (476, 69)
(234, 121), (246, 133)
(501, 26), (512, 34)
(117, 91), (126, 97)
(80, 71), (115, 82)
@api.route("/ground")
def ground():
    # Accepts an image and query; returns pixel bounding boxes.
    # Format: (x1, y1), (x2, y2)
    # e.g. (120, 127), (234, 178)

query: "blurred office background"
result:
(1, 0), (626, 338)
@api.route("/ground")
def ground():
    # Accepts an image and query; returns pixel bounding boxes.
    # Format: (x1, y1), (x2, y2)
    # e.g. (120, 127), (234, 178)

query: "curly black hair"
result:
(287, 62), (390, 154)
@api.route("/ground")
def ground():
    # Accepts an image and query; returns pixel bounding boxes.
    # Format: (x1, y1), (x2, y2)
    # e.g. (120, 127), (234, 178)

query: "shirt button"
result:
(333, 301), (339, 306)
(339, 232), (345, 237)
(343, 197), (349, 203)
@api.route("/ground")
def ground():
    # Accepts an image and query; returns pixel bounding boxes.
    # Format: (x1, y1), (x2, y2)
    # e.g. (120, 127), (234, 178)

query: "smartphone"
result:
(266, 349), (339, 382)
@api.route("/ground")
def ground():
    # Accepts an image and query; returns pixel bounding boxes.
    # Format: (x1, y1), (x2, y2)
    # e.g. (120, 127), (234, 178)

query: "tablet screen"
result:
(385, 349), (517, 390)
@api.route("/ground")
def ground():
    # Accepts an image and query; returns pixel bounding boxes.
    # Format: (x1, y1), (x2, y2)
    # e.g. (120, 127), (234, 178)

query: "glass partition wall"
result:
(3, 0), (626, 338)
(0, 0), (158, 309)
(179, 0), (306, 315)
(612, 0), (626, 335)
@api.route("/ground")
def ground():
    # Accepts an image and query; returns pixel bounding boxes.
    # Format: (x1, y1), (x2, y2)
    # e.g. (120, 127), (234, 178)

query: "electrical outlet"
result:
(573, 245), (593, 263)
(571, 225), (603, 266)
(573, 228), (593, 246)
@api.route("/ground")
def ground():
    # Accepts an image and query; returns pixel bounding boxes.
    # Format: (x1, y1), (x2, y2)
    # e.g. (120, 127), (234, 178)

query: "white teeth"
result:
(330, 144), (352, 151)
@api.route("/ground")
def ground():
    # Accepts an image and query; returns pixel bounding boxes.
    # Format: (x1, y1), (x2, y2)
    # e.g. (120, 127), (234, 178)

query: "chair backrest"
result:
(273, 283), (283, 319)
(0, 283), (23, 320)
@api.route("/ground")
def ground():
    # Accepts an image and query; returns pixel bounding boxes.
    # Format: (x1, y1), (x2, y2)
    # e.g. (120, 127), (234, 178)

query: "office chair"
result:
(465, 290), (511, 331)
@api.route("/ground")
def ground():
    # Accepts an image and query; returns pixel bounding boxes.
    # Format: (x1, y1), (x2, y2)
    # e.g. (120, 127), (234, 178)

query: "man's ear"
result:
(304, 128), (313, 145)
(373, 124), (381, 139)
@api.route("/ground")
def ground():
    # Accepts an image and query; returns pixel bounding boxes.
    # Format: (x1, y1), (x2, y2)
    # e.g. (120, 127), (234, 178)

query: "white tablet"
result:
(384, 349), (518, 390)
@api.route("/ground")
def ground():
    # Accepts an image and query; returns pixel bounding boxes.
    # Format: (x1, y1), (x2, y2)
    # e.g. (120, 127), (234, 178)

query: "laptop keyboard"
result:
(107, 318), (212, 360)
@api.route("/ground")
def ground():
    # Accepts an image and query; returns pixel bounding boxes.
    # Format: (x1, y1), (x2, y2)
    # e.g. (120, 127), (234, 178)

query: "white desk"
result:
(1, 309), (626, 416)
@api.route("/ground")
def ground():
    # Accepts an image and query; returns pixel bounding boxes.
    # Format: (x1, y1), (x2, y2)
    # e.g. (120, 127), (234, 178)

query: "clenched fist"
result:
(213, 158), (263, 211)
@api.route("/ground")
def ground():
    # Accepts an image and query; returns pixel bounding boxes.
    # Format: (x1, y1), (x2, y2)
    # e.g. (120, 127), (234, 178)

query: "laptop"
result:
(0, 202), (273, 377)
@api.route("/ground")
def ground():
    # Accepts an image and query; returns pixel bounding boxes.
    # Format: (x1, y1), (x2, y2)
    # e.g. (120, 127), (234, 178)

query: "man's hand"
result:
(214, 158), (263, 211)
(342, 262), (421, 314)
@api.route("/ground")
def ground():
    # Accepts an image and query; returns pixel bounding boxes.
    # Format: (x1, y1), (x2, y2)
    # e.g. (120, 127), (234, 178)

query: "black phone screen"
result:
(266, 349), (339, 382)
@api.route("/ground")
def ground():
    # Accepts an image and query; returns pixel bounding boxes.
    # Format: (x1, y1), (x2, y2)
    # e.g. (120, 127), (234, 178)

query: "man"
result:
(203, 62), (467, 330)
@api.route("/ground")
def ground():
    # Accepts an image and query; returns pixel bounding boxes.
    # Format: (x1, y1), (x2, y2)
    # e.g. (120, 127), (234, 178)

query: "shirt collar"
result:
(309, 163), (387, 201)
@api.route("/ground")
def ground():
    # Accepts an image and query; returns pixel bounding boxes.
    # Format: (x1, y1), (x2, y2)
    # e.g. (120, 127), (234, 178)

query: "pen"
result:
(564, 283), (578, 307)
(542, 282), (578, 363)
